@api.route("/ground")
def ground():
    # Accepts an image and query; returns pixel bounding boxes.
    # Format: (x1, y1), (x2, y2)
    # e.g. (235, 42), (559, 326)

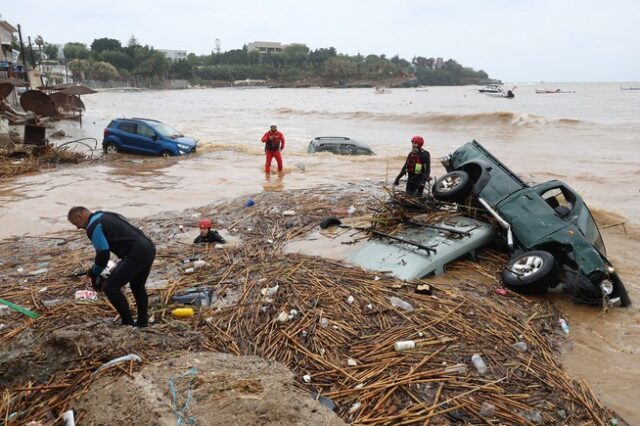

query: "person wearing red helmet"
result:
(194, 218), (226, 244)
(394, 135), (431, 195)
(261, 123), (285, 174)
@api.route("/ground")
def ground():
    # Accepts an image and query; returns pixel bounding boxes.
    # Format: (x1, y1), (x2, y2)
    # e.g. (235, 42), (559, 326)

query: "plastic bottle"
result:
(512, 341), (528, 352)
(559, 318), (570, 334)
(443, 363), (467, 374)
(172, 307), (194, 317)
(471, 354), (487, 374)
(389, 296), (414, 312)
(394, 340), (416, 351)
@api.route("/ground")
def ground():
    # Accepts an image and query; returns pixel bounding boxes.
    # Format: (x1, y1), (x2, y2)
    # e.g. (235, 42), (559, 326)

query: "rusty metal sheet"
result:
(19, 90), (57, 117)
(0, 82), (14, 99)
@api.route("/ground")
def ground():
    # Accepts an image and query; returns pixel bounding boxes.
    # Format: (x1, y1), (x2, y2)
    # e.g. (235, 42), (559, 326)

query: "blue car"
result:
(102, 118), (197, 157)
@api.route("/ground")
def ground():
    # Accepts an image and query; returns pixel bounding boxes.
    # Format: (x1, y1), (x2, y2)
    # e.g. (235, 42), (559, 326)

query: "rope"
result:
(168, 367), (198, 426)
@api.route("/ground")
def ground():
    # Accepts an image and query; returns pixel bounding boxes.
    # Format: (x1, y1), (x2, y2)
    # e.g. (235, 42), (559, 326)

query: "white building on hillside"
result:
(246, 41), (307, 54)
(159, 49), (187, 61)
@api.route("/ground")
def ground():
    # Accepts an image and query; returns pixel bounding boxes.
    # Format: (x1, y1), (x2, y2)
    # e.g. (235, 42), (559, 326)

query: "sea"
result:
(1, 82), (639, 422)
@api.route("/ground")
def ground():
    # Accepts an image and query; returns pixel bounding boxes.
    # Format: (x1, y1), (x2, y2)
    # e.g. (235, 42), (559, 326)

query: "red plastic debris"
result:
(494, 288), (508, 296)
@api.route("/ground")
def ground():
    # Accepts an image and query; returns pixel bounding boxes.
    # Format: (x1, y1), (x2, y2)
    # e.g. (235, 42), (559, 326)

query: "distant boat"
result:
(478, 84), (503, 93)
(535, 89), (575, 94)
(374, 87), (391, 94)
(487, 89), (515, 99)
(621, 86), (640, 90)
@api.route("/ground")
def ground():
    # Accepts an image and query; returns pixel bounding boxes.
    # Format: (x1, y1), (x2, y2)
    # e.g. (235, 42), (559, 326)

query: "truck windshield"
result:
(577, 206), (606, 257)
(151, 123), (182, 138)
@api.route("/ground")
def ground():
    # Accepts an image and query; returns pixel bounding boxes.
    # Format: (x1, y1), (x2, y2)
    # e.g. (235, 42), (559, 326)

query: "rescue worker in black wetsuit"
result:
(393, 135), (431, 195)
(194, 219), (226, 244)
(67, 206), (156, 327)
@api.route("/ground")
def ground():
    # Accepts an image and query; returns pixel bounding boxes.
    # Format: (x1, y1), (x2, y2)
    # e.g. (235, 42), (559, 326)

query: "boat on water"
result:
(478, 84), (503, 93)
(535, 89), (575, 94)
(486, 89), (515, 99)
(620, 86), (640, 90)
(374, 87), (391, 94)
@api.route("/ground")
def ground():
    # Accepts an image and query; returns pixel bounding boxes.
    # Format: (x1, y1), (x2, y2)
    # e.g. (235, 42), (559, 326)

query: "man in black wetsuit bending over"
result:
(68, 206), (156, 327)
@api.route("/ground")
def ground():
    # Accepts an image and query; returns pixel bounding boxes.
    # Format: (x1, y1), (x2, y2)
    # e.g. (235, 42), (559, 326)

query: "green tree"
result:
(91, 61), (119, 81)
(67, 59), (90, 81)
(63, 42), (90, 60)
(283, 44), (309, 68)
(91, 38), (122, 54)
(323, 57), (357, 78)
(98, 49), (133, 70)
(43, 43), (59, 61)
(169, 59), (192, 79)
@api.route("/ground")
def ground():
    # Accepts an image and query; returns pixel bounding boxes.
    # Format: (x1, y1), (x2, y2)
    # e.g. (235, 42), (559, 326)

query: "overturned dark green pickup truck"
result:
(432, 140), (631, 307)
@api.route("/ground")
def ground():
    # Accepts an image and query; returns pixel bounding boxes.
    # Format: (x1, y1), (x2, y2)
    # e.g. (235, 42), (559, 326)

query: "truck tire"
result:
(432, 171), (471, 202)
(502, 250), (556, 294)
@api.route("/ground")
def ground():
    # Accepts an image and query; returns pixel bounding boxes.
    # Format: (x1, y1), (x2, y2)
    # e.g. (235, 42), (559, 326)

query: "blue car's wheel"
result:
(160, 150), (173, 158)
(104, 142), (119, 154)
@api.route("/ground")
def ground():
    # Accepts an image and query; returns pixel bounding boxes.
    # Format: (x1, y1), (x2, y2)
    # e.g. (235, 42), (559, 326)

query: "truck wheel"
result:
(502, 250), (556, 294)
(432, 171), (471, 202)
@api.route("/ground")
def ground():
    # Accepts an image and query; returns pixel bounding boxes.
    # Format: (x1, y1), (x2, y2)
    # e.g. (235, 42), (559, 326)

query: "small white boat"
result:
(478, 84), (503, 93)
(535, 89), (575, 94)
(374, 87), (391, 94)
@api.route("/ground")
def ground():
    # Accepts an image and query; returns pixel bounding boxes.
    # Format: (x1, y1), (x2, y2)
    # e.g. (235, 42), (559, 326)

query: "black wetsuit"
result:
(194, 230), (226, 244)
(86, 211), (155, 326)
(395, 149), (431, 195)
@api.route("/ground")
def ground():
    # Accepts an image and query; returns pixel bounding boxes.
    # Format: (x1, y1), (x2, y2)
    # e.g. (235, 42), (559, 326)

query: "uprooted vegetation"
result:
(0, 184), (620, 424)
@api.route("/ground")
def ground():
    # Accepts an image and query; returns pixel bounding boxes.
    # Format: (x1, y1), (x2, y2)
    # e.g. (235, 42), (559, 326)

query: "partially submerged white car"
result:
(331, 216), (496, 280)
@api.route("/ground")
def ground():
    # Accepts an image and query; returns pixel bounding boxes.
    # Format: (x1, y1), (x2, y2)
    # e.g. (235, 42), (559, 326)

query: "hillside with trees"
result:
(36, 35), (495, 88)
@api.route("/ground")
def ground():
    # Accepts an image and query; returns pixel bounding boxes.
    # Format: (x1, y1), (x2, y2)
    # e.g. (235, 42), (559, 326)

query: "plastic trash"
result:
(63, 409), (75, 426)
(172, 307), (194, 317)
(178, 225), (185, 233)
(471, 354), (487, 374)
(260, 285), (279, 297)
(244, 198), (255, 207)
(346, 295), (355, 305)
(28, 268), (48, 276)
(0, 298), (40, 319)
(320, 317), (329, 328)
(74, 290), (98, 301)
(389, 296), (414, 312)
(184, 267), (195, 274)
(288, 309), (299, 320)
(43, 298), (63, 308)
(277, 311), (289, 322)
(283, 210), (296, 216)
(347, 358), (358, 366)
(443, 363), (467, 374)
(193, 260), (207, 269)
(512, 341), (528, 352)
(303, 374), (311, 383)
(347, 206), (357, 215)
(95, 354), (142, 374)
(519, 410), (542, 423)
(349, 401), (362, 413)
(394, 340), (416, 351)
(559, 318), (570, 334)
(479, 402), (495, 417)
(172, 291), (211, 308)
(0, 305), (10, 317)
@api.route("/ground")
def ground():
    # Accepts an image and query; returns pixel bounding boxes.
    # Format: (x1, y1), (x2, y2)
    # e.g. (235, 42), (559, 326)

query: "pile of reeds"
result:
(0, 145), (88, 178)
(0, 185), (618, 425)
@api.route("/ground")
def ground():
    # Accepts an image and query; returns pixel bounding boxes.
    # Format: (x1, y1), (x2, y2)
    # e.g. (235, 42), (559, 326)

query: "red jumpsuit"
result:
(261, 130), (285, 173)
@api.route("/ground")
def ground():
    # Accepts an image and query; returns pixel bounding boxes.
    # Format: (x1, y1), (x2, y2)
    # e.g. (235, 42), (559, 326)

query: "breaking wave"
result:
(275, 108), (584, 127)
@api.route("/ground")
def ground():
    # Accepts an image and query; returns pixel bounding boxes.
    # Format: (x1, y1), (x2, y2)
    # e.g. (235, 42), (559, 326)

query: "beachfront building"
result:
(158, 49), (187, 61)
(0, 20), (18, 63)
(246, 41), (307, 54)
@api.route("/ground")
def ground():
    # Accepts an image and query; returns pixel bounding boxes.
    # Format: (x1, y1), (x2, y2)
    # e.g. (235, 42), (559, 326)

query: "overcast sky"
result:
(2, 0), (638, 82)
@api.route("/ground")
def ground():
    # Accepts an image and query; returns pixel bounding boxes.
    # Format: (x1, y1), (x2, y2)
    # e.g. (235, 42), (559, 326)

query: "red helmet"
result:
(411, 136), (424, 147)
(199, 219), (212, 229)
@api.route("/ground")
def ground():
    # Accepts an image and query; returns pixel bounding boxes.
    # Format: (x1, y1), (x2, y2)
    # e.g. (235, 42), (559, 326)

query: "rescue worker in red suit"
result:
(394, 136), (431, 195)
(261, 123), (285, 173)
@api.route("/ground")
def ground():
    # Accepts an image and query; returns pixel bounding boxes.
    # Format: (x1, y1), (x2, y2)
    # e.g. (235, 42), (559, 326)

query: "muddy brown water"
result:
(1, 84), (639, 422)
